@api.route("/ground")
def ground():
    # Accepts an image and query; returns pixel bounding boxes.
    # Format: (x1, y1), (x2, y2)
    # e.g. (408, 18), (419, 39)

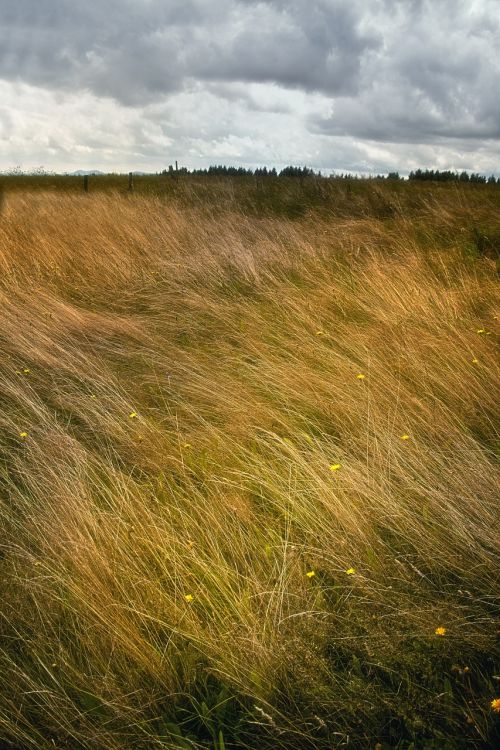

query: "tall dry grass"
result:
(0, 188), (498, 749)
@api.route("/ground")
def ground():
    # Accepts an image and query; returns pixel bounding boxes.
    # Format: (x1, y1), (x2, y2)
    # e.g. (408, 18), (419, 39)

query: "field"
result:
(0, 178), (499, 749)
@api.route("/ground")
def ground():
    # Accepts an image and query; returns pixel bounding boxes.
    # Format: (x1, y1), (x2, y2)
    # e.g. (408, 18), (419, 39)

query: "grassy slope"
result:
(0, 183), (499, 749)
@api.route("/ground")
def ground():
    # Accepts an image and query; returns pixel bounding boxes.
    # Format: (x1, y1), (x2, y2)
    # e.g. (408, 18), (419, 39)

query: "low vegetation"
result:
(0, 181), (498, 749)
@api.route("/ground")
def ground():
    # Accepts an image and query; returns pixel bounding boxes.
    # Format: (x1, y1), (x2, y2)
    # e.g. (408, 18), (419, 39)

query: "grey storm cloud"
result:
(310, 0), (500, 143)
(193, 1), (379, 95)
(0, 0), (379, 103)
(1, 0), (500, 172)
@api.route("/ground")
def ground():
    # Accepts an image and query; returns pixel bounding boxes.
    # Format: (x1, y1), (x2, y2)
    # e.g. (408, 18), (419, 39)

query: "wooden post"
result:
(83, 174), (89, 193)
(128, 172), (134, 192)
(175, 160), (178, 173)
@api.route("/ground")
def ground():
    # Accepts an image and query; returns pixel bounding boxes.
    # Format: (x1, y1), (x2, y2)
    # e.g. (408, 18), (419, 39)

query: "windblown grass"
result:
(0, 187), (498, 749)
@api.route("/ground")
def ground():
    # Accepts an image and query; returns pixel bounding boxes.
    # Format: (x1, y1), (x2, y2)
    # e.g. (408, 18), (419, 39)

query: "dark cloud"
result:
(0, 0), (377, 103)
(0, 1), (209, 102)
(194, 1), (379, 95)
(311, 0), (500, 144)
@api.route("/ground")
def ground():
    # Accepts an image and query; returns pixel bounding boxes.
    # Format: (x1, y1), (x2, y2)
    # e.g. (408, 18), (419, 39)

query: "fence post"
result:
(128, 172), (134, 192)
(83, 174), (89, 193)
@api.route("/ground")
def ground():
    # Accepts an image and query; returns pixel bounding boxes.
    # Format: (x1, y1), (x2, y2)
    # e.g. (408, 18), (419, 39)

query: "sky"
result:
(1, 0), (499, 175)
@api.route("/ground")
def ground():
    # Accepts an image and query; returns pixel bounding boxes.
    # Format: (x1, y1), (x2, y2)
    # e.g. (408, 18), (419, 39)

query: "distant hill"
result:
(67, 170), (150, 176)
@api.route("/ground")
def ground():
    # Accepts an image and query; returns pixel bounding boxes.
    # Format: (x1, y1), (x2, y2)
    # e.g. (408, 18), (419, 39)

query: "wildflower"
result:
(330, 463), (342, 472)
(435, 626), (446, 636)
(186, 539), (195, 549)
(129, 411), (138, 419)
(90, 394), (97, 399)
(356, 373), (366, 380)
(477, 328), (485, 334)
(400, 434), (410, 441)
(315, 330), (325, 336)
(345, 567), (356, 575)
(471, 358), (479, 364)
(184, 594), (194, 603)
(23, 368), (30, 374)
(491, 698), (500, 712)
(19, 432), (28, 439)
(182, 442), (192, 449)
(306, 570), (315, 578)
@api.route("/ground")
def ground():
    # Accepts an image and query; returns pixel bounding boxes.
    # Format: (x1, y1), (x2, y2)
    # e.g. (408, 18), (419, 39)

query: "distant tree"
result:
(205, 165), (253, 176)
(279, 165), (315, 178)
(408, 168), (493, 183)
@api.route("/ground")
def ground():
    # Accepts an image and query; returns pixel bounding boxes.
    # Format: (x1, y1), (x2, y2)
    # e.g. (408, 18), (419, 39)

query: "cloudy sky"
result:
(1, 0), (499, 174)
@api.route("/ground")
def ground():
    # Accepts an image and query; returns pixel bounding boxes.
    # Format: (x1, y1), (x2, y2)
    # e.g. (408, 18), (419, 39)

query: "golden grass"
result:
(0, 188), (498, 749)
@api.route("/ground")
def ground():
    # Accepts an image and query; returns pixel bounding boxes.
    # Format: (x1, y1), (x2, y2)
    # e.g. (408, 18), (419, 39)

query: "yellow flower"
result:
(186, 539), (195, 549)
(315, 330), (324, 336)
(19, 431), (28, 439)
(184, 594), (194, 603)
(345, 567), (356, 575)
(129, 411), (138, 419)
(400, 434), (410, 441)
(491, 698), (500, 712)
(23, 368), (30, 374)
(477, 328), (485, 334)
(182, 442), (192, 449)
(306, 570), (315, 578)
(435, 626), (446, 636)
(356, 373), (366, 380)
(330, 463), (342, 472)
(471, 358), (479, 364)
(90, 394), (97, 399)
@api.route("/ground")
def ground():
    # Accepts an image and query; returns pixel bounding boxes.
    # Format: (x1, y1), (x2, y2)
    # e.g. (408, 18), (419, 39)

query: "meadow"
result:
(0, 177), (498, 749)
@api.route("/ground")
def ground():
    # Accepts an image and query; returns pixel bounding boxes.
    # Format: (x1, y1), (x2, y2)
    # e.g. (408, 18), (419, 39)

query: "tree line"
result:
(407, 169), (496, 183)
(160, 165), (498, 183)
(2, 164), (497, 184)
